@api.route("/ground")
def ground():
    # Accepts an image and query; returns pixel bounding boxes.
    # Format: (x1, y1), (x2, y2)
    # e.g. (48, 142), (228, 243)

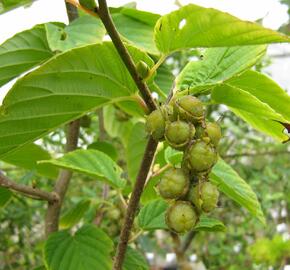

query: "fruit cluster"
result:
(146, 95), (221, 233)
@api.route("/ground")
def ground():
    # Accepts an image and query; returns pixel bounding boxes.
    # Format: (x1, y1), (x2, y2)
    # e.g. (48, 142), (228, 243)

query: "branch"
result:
(97, 0), (157, 112)
(222, 150), (290, 159)
(113, 136), (158, 270)
(181, 230), (196, 253)
(0, 172), (58, 203)
(45, 119), (80, 236)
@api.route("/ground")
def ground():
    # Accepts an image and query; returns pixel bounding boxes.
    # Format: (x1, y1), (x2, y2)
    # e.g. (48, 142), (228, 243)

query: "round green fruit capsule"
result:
(80, 115), (91, 128)
(165, 121), (195, 150)
(106, 208), (121, 220)
(175, 95), (205, 123)
(189, 182), (219, 212)
(146, 109), (165, 140)
(166, 201), (198, 233)
(185, 140), (217, 172)
(158, 168), (189, 199)
(206, 122), (222, 146)
(136, 60), (150, 79)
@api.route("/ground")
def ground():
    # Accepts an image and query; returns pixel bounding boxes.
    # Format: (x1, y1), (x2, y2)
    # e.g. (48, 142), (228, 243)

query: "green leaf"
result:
(126, 122), (147, 183)
(194, 215), (226, 232)
(211, 70), (290, 141)
(0, 24), (53, 87)
(41, 149), (126, 188)
(226, 70), (290, 122)
(154, 65), (175, 97)
(113, 8), (160, 54)
(140, 176), (159, 205)
(230, 109), (287, 142)
(1, 143), (58, 178)
(210, 159), (265, 224)
(123, 247), (149, 270)
(0, 0), (33, 14)
(176, 45), (266, 93)
(103, 105), (135, 147)
(60, 199), (91, 229)
(88, 141), (118, 161)
(45, 16), (105, 52)
(0, 42), (154, 157)
(164, 147), (183, 166)
(138, 199), (168, 230)
(44, 225), (113, 270)
(0, 187), (12, 208)
(154, 4), (290, 54)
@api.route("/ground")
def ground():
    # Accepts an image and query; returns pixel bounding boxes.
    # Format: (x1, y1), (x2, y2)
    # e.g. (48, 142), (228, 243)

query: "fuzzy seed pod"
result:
(165, 120), (195, 150)
(175, 95), (205, 123)
(189, 182), (219, 213)
(185, 140), (217, 173)
(146, 109), (166, 140)
(158, 168), (189, 199)
(166, 201), (198, 233)
(206, 122), (222, 147)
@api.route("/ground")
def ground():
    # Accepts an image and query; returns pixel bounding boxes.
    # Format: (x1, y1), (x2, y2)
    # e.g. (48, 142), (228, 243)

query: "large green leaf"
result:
(44, 225), (113, 270)
(88, 141), (118, 161)
(60, 199), (91, 229)
(123, 247), (149, 270)
(45, 16), (105, 52)
(138, 199), (168, 230)
(113, 8), (160, 54)
(211, 70), (290, 141)
(1, 143), (58, 178)
(103, 105), (135, 147)
(0, 0), (33, 14)
(154, 4), (290, 54)
(176, 45), (266, 93)
(210, 159), (265, 224)
(126, 122), (147, 183)
(0, 24), (53, 87)
(154, 64), (175, 96)
(194, 215), (226, 232)
(226, 70), (290, 122)
(0, 42), (154, 157)
(41, 149), (126, 188)
(0, 187), (12, 208)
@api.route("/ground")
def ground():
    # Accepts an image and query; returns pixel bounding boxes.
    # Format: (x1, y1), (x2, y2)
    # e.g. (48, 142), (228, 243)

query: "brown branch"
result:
(113, 136), (158, 270)
(45, 120), (80, 236)
(0, 172), (58, 202)
(222, 150), (290, 159)
(181, 230), (196, 253)
(97, 0), (157, 112)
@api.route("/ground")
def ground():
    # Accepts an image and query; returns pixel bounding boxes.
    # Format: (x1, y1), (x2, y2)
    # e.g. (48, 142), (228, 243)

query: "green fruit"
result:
(79, 0), (96, 10)
(165, 121), (195, 150)
(185, 140), (217, 172)
(146, 109), (165, 140)
(106, 208), (121, 220)
(189, 182), (219, 212)
(115, 108), (131, 122)
(166, 201), (198, 233)
(175, 95), (204, 123)
(136, 60), (150, 79)
(206, 122), (222, 146)
(158, 168), (189, 199)
(80, 115), (91, 128)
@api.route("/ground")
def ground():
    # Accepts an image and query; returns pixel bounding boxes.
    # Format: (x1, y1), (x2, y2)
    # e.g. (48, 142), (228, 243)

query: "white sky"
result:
(0, 0), (290, 102)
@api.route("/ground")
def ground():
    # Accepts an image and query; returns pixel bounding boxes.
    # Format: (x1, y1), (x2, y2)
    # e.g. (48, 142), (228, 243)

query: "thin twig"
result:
(181, 230), (196, 253)
(0, 172), (58, 203)
(97, 0), (157, 112)
(222, 150), (290, 159)
(113, 137), (158, 270)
